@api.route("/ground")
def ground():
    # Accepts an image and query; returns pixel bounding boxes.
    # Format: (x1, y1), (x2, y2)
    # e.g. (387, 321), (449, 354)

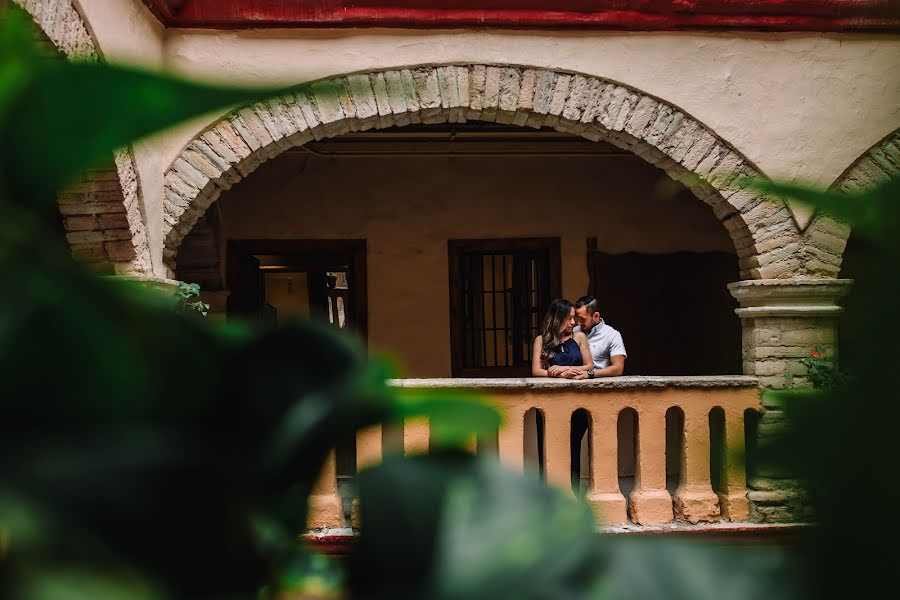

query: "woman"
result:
(531, 298), (592, 378)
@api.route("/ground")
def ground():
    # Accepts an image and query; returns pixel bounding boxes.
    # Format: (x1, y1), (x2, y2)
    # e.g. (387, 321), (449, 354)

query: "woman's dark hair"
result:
(540, 298), (574, 367)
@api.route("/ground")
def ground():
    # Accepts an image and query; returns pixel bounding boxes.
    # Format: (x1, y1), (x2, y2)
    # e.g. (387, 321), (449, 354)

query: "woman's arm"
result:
(575, 331), (593, 371)
(531, 335), (550, 377)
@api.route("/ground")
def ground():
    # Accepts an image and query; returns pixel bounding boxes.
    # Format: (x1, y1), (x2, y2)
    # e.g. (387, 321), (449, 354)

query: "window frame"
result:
(448, 237), (561, 378)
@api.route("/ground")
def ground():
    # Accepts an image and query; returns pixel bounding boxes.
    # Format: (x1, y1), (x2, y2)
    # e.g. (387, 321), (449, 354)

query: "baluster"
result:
(404, 417), (430, 455)
(543, 407), (573, 494)
(357, 424), (383, 469)
(673, 404), (721, 522)
(719, 408), (750, 521)
(497, 405), (526, 472)
(630, 407), (674, 525)
(307, 449), (345, 529)
(351, 424), (383, 528)
(586, 407), (627, 525)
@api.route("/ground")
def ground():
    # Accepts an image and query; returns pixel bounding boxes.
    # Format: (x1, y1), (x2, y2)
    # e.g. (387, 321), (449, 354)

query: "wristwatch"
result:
(587, 369), (595, 379)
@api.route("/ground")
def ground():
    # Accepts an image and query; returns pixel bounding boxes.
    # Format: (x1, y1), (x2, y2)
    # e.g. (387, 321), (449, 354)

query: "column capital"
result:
(728, 279), (853, 318)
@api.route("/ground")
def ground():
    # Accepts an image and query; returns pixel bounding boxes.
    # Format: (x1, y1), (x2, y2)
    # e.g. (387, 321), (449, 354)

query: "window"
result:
(449, 238), (560, 377)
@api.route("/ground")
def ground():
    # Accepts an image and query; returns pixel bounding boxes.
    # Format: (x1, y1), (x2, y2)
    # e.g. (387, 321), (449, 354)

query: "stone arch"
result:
(801, 127), (900, 277)
(163, 65), (805, 280)
(13, 0), (152, 273)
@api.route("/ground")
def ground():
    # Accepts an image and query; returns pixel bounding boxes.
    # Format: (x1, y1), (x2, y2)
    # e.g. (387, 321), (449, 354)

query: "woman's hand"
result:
(555, 367), (583, 379)
(547, 365), (569, 377)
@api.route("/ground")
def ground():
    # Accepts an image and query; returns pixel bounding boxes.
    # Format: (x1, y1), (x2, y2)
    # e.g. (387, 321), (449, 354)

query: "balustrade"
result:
(306, 376), (761, 529)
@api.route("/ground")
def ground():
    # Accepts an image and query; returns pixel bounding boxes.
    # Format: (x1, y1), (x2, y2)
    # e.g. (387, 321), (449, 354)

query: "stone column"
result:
(585, 408), (628, 525)
(673, 403), (721, 523)
(728, 278), (851, 523)
(728, 279), (852, 389)
(630, 407), (674, 525)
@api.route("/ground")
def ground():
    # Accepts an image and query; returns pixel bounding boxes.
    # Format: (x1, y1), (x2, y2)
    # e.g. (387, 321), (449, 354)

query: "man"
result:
(569, 295), (627, 487)
(573, 295), (626, 378)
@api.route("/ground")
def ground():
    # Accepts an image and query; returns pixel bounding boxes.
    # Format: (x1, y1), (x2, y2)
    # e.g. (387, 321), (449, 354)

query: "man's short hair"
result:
(575, 295), (600, 315)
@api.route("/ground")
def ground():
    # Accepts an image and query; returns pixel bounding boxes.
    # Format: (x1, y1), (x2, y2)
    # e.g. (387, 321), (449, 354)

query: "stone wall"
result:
(13, 0), (152, 273)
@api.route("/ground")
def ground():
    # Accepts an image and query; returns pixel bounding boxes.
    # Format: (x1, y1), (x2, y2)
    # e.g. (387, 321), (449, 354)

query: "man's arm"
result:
(595, 354), (625, 377)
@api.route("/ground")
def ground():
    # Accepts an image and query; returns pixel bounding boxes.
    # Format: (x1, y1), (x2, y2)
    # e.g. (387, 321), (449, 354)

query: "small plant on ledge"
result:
(175, 281), (210, 317)
(786, 346), (847, 390)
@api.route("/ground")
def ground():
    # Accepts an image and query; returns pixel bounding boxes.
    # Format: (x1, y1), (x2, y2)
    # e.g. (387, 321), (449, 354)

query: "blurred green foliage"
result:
(1, 3), (896, 599)
(757, 176), (900, 600)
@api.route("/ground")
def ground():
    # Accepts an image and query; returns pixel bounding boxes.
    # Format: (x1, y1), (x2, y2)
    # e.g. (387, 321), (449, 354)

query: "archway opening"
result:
(524, 407), (545, 479)
(709, 407), (726, 494)
(617, 407), (638, 518)
(176, 123), (742, 376)
(744, 408), (762, 488)
(665, 406), (685, 496)
(570, 408), (590, 495)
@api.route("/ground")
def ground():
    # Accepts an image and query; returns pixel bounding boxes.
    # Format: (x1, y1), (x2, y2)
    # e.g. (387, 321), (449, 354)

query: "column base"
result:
(308, 493), (345, 529)
(674, 486), (721, 523)
(629, 489), (674, 525)
(719, 491), (750, 521)
(586, 491), (628, 525)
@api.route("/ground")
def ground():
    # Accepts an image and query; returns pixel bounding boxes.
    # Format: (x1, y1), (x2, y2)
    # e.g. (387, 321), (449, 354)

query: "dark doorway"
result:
(587, 243), (740, 375)
(226, 239), (367, 338)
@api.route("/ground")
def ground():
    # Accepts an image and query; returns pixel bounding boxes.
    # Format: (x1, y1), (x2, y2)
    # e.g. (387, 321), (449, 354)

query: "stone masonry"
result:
(14, 0), (152, 274)
(729, 279), (852, 522)
(161, 64), (819, 282)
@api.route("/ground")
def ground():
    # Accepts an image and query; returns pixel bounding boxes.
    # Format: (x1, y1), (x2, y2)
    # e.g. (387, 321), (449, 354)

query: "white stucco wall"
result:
(65, 2), (900, 277)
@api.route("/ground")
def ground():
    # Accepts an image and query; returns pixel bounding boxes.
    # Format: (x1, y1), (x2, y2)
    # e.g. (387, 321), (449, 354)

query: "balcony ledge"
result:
(388, 375), (759, 390)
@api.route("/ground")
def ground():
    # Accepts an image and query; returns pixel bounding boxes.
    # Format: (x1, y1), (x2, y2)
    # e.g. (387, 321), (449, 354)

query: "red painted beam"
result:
(141, 1), (900, 31)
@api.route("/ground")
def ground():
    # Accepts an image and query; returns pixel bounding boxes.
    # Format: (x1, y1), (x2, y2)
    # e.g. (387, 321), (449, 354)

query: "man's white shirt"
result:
(575, 320), (627, 369)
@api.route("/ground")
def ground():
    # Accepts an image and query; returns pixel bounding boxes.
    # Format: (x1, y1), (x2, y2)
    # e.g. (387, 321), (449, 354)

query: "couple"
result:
(531, 295), (626, 379)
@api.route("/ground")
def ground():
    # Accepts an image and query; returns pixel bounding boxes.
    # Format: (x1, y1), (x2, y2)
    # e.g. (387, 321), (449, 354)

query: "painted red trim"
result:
(303, 524), (808, 556)
(142, 1), (900, 31)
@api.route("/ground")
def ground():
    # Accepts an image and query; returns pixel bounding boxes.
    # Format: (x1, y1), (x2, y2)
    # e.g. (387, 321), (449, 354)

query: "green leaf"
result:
(750, 177), (900, 249)
(393, 390), (502, 447)
(600, 538), (796, 600)
(0, 6), (282, 207)
(351, 453), (606, 600)
(14, 567), (163, 600)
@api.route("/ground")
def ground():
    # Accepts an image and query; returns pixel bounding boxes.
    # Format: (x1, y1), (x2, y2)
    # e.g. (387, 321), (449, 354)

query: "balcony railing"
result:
(309, 376), (762, 528)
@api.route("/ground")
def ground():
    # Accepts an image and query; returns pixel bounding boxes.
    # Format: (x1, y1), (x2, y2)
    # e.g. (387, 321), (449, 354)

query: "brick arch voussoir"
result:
(13, 0), (152, 274)
(801, 127), (900, 278)
(163, 65), (801, 279)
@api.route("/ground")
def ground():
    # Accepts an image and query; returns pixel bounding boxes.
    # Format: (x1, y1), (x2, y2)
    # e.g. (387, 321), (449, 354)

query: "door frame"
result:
(226, 239), (368, 339)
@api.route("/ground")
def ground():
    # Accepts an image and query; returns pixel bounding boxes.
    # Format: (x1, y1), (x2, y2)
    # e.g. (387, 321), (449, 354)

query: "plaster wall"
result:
(73, 0), (164, 67)
(215, 152), (733, 376)
(159, 29), (900, 185)
(64, 5), (900, 277)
